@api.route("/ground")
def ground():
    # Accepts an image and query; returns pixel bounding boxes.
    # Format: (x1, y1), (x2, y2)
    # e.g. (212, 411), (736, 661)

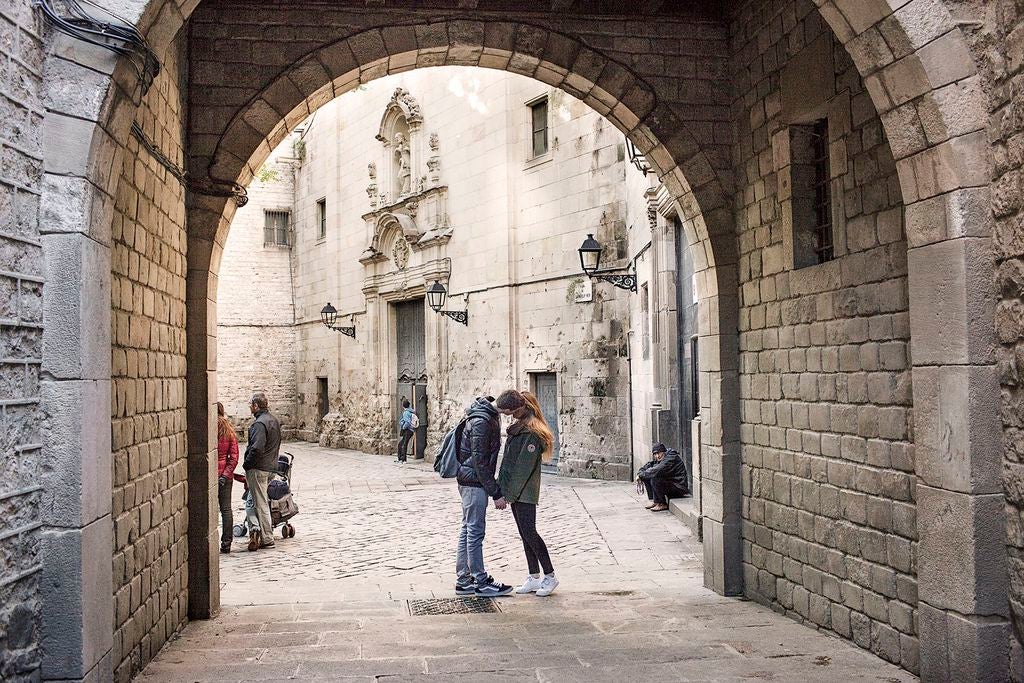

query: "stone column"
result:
(692, 210), (743, 597)
(185, 236), (221, 620)
(38, 34), (119, 683)
(907, 210), (1009, 681)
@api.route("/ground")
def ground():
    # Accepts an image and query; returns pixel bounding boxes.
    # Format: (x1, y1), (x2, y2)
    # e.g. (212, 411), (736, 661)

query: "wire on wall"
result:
(34, 0), (160, 95)
(131, 122), (249, 207)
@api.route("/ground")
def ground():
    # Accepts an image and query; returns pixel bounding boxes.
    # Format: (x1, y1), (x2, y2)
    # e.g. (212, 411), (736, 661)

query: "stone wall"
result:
(216, 146), (298, 437)
(991, 0), (1024, 676)
(109, 36), (189, 683)
(732, 0), (917, 672)
(0, 2), (44, 680)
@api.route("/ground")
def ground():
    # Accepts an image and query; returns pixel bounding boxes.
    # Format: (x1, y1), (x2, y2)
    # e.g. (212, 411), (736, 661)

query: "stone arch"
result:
(376, 87), (423, 142)
(40, 0), (1006, 679)
(812, 2), (1004, 679)
(375, 213), (420, 252)
(182, 20), (748, 605)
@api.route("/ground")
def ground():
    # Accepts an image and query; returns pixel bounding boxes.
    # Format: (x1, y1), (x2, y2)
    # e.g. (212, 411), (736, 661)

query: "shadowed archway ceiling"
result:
(204, 0), (728, 19)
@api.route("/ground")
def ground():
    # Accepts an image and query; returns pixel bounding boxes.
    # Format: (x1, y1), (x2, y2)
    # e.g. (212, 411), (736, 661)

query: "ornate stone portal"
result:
(361, 87), (452, 284)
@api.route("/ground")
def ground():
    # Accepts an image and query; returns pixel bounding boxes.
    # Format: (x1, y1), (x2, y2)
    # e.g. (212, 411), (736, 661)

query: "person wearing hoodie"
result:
(397, 398), (415, 463)
(454, 395), (513, 597)
(637, 442), (689, 512)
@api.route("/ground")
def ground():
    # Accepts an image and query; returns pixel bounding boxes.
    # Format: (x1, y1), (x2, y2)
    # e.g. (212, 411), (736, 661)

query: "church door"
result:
(395, 299), (427, 458)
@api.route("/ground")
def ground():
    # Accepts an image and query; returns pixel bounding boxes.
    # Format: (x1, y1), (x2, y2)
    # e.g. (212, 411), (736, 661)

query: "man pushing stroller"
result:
(243, 392), (282, 551)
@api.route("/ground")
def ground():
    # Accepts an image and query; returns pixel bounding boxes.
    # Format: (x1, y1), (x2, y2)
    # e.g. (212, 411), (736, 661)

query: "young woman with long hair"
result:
(495, 389), (558, 596)
(216, 402), (239, 553)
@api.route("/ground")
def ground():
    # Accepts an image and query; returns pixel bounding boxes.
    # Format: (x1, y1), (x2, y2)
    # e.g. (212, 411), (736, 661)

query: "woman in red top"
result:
(217, 402), (239, 553)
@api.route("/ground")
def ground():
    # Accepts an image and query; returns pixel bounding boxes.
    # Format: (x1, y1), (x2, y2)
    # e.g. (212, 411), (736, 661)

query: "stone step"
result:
(669, 496), (701, 539)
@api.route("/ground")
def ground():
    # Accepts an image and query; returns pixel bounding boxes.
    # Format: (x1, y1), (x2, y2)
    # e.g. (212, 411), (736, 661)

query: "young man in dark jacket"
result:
(243, 392), (282, 550)
(637, 442), (689, 512)
(454, 396), (513, 597)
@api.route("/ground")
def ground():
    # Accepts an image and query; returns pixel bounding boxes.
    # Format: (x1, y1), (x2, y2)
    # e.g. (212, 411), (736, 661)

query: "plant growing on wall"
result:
(293, 139), (306, 161)
(256, 165), (279, 183)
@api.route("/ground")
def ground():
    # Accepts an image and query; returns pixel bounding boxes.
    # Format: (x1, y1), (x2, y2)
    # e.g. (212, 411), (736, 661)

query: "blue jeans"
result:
(456, 485), (489, 584)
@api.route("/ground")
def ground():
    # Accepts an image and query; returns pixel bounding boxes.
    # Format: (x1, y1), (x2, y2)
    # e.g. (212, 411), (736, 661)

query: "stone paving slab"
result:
(139, 444), (916, 682)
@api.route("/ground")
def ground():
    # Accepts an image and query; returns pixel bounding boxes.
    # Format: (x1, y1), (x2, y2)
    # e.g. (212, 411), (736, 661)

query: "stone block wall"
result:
(216, 148), (298, 436)
(732, 0), (917, 671)
(0, 2), (44, 680)
(109, 37), (189, 683)
(991, 1), (1024, 676)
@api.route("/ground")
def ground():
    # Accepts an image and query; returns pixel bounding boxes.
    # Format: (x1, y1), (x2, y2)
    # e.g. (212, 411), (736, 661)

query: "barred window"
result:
(810, 119), (833, 263)
(264, 210), (290, 247)
(530, 97), (548, 158)
(790, 119), (834, 268)
(690, 335), (700, 420)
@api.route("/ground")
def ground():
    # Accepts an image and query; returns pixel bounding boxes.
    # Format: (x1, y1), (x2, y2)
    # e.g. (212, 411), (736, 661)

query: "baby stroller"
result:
(233, 452), (299, 542)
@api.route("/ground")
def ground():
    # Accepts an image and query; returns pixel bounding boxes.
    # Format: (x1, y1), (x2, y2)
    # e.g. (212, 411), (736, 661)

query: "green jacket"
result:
(497, 424), (545, 504)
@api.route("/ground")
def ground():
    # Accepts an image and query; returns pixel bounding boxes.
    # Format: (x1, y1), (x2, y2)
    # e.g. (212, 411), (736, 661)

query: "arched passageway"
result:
(182, 14), (745, 635)
(28, 0), (1007, 681)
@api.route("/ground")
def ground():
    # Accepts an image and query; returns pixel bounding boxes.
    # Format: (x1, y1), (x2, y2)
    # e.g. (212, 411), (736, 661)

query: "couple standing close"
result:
(454, 391), (557, 598)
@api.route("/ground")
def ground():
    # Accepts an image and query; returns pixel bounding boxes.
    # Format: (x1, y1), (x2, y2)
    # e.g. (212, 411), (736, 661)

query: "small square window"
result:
(264, 210), (290, 247)
(530, 98), (549, 158)
(316, 198), (327, 240)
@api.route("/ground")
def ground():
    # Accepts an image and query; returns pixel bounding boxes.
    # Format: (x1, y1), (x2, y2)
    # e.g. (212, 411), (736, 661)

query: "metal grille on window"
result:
(690, 335), (700, 420)
(264, 210), (291, 247)
(531, 98), (548, 158)
(811, 120), (833, 264)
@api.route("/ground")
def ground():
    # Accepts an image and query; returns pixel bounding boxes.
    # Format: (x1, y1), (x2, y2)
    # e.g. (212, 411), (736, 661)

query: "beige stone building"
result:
(217, 68), (693, 482)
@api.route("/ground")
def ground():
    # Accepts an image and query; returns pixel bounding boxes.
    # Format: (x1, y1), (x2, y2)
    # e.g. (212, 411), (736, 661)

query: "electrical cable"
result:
(131, 121), (249, 207)
(34, 0), (160, 94)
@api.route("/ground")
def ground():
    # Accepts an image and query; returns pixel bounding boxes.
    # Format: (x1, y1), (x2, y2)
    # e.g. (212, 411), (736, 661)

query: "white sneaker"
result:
(536, 575), (559, 597)
(515, 575), (544, 594)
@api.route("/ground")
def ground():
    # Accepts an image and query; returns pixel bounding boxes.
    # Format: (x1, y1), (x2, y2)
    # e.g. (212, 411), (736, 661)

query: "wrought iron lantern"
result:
(625, 137), (653, 174)
(320, 302), (356, 338)
(579, 233), (602, 275)
(576, 234), (637, 292)
(427, 280), (469, 325)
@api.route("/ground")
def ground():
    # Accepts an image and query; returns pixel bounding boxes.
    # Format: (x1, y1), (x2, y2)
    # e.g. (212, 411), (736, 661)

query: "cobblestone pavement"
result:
(141, 443), (915, 682)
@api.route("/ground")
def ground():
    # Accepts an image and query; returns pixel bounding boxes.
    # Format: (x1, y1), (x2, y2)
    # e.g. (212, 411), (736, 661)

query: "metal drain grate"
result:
(408, 597), (500, 616)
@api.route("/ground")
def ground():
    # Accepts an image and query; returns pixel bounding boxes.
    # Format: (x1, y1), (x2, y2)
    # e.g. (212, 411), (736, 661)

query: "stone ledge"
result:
(669, 496), (702, 539)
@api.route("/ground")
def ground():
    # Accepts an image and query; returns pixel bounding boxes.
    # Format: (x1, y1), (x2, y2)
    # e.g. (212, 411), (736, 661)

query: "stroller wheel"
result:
(232, 524), (246, 538)
(281, 525), (289, 540)
(288, 525), (296, 538)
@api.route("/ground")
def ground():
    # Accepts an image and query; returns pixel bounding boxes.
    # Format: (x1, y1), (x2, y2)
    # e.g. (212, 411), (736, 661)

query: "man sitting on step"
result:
(637, 443), (689, 512)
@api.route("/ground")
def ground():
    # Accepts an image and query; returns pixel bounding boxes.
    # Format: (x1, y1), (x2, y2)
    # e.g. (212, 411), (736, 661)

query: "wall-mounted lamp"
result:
(427, 280), (469, 325)
(578, 234), (637, 292)
(624, 137), (653, 175)
(320, 302), (356, 338)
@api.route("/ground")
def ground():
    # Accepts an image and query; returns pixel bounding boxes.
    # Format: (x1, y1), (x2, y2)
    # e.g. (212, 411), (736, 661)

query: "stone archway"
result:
(34, 0), (1006, 680)
(182, 19), (745, 619)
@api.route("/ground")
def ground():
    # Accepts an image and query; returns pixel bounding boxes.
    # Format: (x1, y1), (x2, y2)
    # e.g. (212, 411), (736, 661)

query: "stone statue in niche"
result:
(394, 133), (411, 196)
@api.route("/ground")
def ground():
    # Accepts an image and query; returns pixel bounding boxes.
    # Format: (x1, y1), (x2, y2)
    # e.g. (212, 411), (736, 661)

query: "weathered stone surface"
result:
(733, 0), (916, 669)
(917, 486), (1008, 617)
